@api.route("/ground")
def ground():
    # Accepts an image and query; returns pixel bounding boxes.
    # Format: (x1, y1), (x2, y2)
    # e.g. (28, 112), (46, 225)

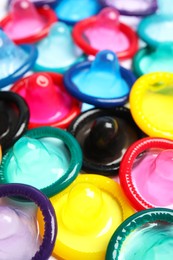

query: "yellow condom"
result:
(38, 174), (135, 260)
(130, 72), (173, 139)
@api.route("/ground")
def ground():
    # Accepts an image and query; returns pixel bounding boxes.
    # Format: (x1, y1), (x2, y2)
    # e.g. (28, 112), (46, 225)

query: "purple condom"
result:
(0, 183), (57, 260)
(8, 0), (58, 7)
(100, 0), (158, 16)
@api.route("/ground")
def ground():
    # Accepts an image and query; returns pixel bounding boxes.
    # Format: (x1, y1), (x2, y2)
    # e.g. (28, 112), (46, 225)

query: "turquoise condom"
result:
(138, 0), (173, 47)
(34, 22), (85, 74)
(106, 208), (173, 260)
(133, 42), (173, 76)
(0, 127), (82, 198)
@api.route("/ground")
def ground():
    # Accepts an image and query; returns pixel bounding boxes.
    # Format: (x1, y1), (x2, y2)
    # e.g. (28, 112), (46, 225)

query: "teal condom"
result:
(133, 42), (173, 76)
(34, 22), (85, 73)
(0, 127), (82, 198)
(106, 208), (173, 260)
(138, 11), (173, 47)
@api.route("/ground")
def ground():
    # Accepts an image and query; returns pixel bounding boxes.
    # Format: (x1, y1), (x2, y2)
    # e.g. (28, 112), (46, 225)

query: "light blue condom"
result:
(138, 1), (173, 48)
(34, 22), (84, 73)
(54, 0), (101, 25)
(4, 136), (70, 190)
(157, 0), (173, 14)
(0, 29), (37, 88)
(133, 42), (173, 76)
(73, 51), (129, 98)
(64, 50), (136, 108)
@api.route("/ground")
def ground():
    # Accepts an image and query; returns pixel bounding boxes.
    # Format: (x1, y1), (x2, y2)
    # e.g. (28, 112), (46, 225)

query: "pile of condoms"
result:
(0, 0), (173, 259)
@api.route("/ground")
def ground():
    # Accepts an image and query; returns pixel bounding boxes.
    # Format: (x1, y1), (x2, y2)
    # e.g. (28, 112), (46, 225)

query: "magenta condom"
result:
(120, 137), (173, 211)
(11, 72), (81, 129)
(0, 183), (57, 259)
(0, 0), (57, 44)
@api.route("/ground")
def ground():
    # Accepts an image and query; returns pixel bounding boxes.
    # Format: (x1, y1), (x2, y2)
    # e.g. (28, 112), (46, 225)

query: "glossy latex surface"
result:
(64, 50), (136, 108)
(0, 127), (82, 198)
(1, 0), (57, 44)
(55, 0), (101, 24)
(0, 30), (38, 88)
(35, 22), (84, 73)
(0, 91), (29, 151)
(100, 0), (157, 16)
(106, 208), (173, 260)
(11, 72), (81, 129)
(68, 107), (143, 175)
(138, 10), (173, 47)
(72, 7), (138, 59)
(133, 43), (173, 76)
(130, 72), (173, 139)
(0, 201), (40, 260)
(47, 174), (135, 260)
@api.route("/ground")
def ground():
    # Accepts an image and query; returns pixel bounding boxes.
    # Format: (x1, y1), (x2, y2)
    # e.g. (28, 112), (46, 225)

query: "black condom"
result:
(0, 91), (29, 151)
(68, 107), (144, 175)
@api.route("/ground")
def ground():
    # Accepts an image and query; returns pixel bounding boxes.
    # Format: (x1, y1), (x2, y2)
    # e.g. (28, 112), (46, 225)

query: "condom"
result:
(38, 174), (135, 260)
(72, 7), (138, 59)
(11, 72), (81, 129)
(0, 91), (29, 151)
(1, 0), (57, 44)
(0, 29), (37, 88)
(120, 137), (173, 210)
(0, 127), (82, 198)
(106, 208), (173, 260)
(68, 107), (143, 175)
(64, 50), (136, 108)
(0, 183), (57, 259)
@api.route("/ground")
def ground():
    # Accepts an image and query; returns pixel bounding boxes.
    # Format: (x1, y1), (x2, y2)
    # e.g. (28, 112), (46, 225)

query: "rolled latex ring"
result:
(0, 91), (30, 151)
(119, 137), (173, 210)
(0, 183), (57, 260)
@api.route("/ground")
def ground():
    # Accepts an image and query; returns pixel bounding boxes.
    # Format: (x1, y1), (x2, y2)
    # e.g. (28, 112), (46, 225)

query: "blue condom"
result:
(0, 30), (38, 89)
(54, 0), (102, 25)
(34, 22), (85, 74)
(64, 50), (136, 108)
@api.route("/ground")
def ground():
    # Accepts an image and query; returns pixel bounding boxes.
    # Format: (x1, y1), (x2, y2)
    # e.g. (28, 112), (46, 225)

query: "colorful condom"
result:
(120, 137), (173, 210)
(38, 174), (135, 260)
(133, 42), (173, 76)
(34, 22), (85, 74)
(0, 127), (82, 198)
(0, 30), (37, 88)
(106, 208), (173, 260)
(100, 0), (157, 29)
(68, 107), (143, 175)
(11, 72), (81, 129)
(130, 72), (173, 139)
(0, 183), (57, 260)
(64, 50), (136, 108)
(1, 0), (57, 44)
(138, 3), (173, 47)
(54, 0), (101, 25)
(0, 91), (29, 151)
(8, 0), (58, 7)
(72, 7), (138, 59)
(99, 0), (158, 16)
